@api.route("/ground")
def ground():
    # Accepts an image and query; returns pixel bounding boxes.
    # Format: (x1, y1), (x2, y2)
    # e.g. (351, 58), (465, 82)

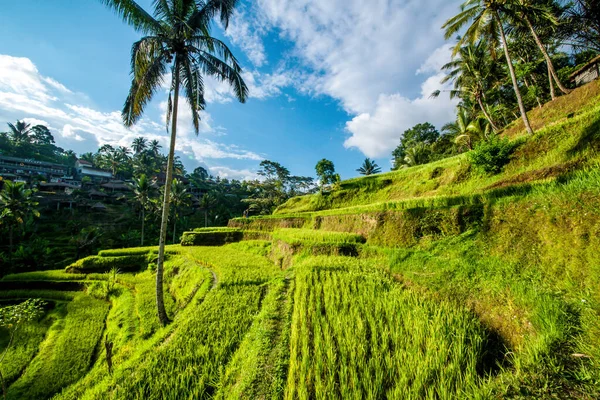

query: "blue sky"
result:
(0, 0), (460, 180)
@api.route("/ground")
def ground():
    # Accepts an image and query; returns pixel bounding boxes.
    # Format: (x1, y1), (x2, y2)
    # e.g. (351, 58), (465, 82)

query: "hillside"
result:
(1, 82), (599, 399)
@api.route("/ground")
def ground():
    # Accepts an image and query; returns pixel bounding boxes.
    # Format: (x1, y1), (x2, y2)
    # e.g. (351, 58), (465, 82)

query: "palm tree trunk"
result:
(548, 62), (556, 100)
(496, 11), (534, 135)
(141, 208), (145, 246)
(524, 15), (571, 95)
(156, 61), (180, 326)
(476, 97), (498, 132)
(205, 209), (208, 228)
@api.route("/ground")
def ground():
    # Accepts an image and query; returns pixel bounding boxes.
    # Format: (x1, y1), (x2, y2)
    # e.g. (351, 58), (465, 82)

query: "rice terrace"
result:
(0, 0), (599, 399)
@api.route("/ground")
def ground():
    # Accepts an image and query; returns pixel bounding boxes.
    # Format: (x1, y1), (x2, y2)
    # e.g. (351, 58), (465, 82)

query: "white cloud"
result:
(228, 0), (463, 157)
(209, 166), (259, 181)
(344, 73), (458, 158)
(0, 54), (262, 168)
(255, 0), (460, 114)
(416, 43), (454, 75)
(224, 10), (268, 67)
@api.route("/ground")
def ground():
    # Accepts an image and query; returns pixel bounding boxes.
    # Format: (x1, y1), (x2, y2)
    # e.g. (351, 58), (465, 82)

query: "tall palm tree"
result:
(132, 136), (148, 154)
(444, 0), (534, 135)
(101, 0), (248, 325)
(434, 41), (501, 131)
(132, 174), (153, 246)
(149, 139), (162, 155)
(6, 121), (34, 145)
(169, 178), (191, 244)
(0, 181), (40, 254)
(356, 158), (382, 175)
(510, 0), (571, 95)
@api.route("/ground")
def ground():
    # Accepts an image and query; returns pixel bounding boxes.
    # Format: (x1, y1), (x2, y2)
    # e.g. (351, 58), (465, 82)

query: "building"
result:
(75, 159), (113, 180)
(0, 155), (69, 180)
(569, 55), (600, 87)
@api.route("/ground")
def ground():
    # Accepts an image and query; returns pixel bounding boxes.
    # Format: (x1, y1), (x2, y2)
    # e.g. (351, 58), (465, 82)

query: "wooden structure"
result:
(569, 55), (600, 87)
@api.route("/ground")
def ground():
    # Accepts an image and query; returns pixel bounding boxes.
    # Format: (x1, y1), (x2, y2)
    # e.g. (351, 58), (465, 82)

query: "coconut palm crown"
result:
(101, 0), (248, 325)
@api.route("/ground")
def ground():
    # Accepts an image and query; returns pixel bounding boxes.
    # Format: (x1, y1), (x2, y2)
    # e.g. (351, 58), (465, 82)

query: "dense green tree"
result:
(392, 123), (439, 169)
(357, 158), (382, 175)
(169, 178), (191, 244)
(132, 136), (148, 154)
(132, 174), (154, 246)
(315, 159), (337, 190)
(102, 0), (248, 326)
(444, 0), (535, 134)
(0, 181), (40, 254)
(434, 42), (501, 131)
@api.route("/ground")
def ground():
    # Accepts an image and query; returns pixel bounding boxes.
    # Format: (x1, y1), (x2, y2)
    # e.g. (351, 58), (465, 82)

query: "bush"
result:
(180, 230), (244, 246)
(468, 135), (514, 174)
(65, 255), (149, 274)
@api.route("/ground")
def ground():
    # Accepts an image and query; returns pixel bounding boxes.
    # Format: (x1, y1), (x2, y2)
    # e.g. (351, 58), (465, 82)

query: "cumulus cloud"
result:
(0, 54), (262, 167)
(229, 0), (461, 157)
(209, 166), (259, 181)
(224, 10), (268, 67)
(344, 73), (458, 158)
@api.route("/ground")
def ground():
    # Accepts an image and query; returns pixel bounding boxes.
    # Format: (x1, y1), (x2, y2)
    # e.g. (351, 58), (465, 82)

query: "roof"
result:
(39, 182), (80, 189)
(569, 55), (600, 79)
(76, 159), (93, 166)
(91, 202), (107, 210)
(101, 182), (131, 190)
(0, 155), (68, 169)
(88, 188), (109, 197)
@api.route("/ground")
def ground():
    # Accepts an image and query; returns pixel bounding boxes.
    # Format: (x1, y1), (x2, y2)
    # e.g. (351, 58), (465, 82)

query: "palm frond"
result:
(123, 39), (168, 126)
(100, 0), (162, 34)
(190, 48), (248, 102)
(187, 0), (239, 31)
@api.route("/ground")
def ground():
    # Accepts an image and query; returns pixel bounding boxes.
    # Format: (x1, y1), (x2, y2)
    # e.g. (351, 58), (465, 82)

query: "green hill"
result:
(1, 81), (599, 399)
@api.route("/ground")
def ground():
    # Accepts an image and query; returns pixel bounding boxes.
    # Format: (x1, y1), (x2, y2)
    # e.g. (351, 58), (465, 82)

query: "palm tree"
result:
(443, 0), (534, 135)
(6, 121), (34, 145)
(102, 0), (248, 325)
(132, 174), (154, 246)
(169, 178), (191, 244)
(403, 143), (431, 167)
(132, 136), (148, 154)
(0, 181), (40, 255)
(149, 139), (162, 155)
(356, 158), (382, 175)
(434, 41), (501, 132)
(443, 109), (491, 151)
(510, 0), (571, 95)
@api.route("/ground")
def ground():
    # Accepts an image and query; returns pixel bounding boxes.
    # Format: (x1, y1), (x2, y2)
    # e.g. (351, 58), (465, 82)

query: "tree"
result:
(0, 299), (46, 399)
(315, 159), (337, 191)
(102, 0), (247, 326)
(392, 123), (439, 169)
(511, 0), (571, 95)
(443, 0), (535, 134)
(565, 0), (600, 52)
(0, 181), (40, 255)
(132, 136), (148, 154)
(357, 158), (382, 175)
(148, 139), (162, 155)
(169, 178), (191, 244)
(442, 108), (490, 151)
(434, 41), (501, 131)
(6, 121), (33, 145)
(132, 174), (154, 246)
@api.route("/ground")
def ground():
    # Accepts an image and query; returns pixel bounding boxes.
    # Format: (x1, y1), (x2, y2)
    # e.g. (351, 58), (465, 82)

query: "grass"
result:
(285, 256), (493, 399)
(271, 228), (365, 245)
(271, 81), (600, 217)
(1, 82), (599, 399)
(6, 294), (109, 400)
